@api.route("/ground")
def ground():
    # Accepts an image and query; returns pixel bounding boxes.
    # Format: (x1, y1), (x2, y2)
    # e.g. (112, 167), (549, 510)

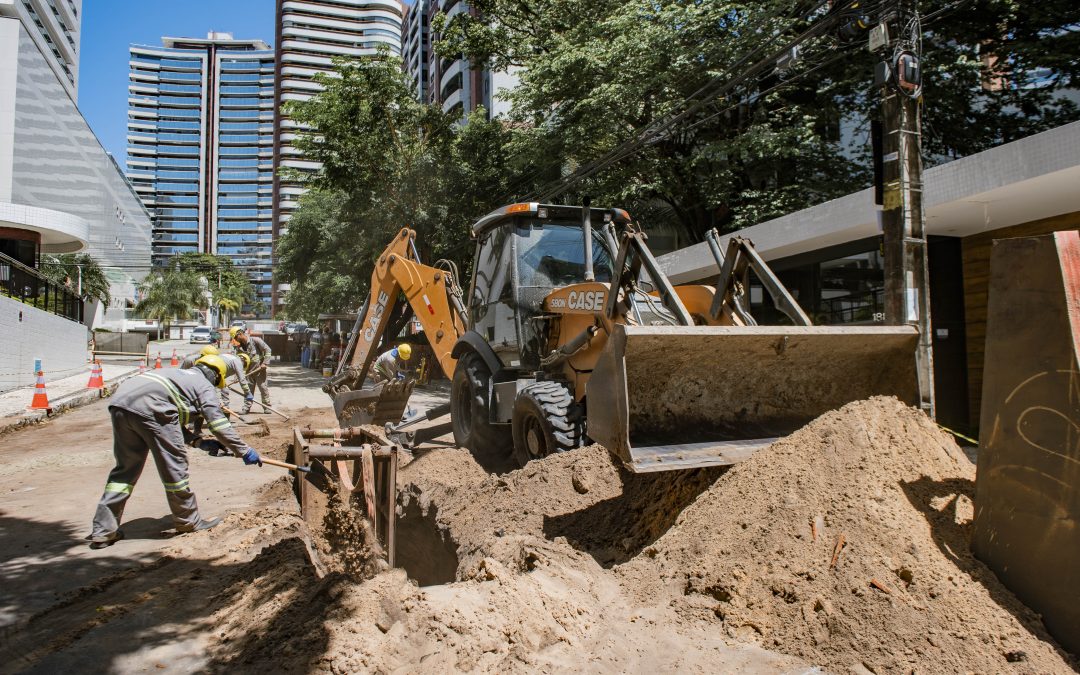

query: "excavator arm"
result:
(325, 228), (467, 426)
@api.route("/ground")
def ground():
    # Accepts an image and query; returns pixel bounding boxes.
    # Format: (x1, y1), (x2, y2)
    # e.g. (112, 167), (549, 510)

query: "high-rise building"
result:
(272, 0), (405, 314)
(127, 33), (276, 314)
(0, 0), (81, 101)
(1, 0), (152, 389)
(406, 0), (517, 118)
(402, 0), (430, 102)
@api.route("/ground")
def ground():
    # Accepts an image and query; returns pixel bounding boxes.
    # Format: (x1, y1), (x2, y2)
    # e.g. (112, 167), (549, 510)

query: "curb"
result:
(0, 368), (144, 436)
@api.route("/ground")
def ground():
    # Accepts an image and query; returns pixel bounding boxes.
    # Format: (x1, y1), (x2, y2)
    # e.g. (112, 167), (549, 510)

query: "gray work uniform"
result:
(240, 336), (272, 408)
(372, 349), (403, 383)
(91, 369), (249, 537)
(179, 354), (250, 412)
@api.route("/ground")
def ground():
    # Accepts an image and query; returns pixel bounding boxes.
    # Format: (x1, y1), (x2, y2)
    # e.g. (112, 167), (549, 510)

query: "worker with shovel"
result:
(231, 326), (271, 414)
(372, 343), (412, 383)
(182, 345), (253, 417)
(87, 354), (263, 548)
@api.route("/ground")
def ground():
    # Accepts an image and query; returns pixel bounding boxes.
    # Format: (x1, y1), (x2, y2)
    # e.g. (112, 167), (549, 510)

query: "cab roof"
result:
(470, 202), (633, 238)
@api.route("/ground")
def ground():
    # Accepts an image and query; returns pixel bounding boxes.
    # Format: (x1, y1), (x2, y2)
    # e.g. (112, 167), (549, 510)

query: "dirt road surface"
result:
(0, 365), (333, 673)
(1, 365), (1074, 673)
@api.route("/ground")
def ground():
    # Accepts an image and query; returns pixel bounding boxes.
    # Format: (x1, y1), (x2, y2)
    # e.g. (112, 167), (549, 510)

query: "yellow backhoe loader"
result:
(327, 202), (918, 472)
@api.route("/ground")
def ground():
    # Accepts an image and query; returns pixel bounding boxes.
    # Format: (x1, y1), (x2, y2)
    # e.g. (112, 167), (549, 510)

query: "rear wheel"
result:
(512, 381), (583, 468)
(451, 351), (512, 458)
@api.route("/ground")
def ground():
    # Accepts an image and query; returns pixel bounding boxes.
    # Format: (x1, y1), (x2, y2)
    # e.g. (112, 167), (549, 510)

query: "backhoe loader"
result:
(326, 202), (918, 472)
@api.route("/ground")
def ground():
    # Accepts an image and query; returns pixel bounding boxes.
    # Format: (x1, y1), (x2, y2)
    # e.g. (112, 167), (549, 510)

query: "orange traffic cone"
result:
(138, 359), (146, 373)
(154, 354), (162, 369)
(28, 371), (51, 411)
(87, 361), (104, 389)
(170, 349), (179, 367)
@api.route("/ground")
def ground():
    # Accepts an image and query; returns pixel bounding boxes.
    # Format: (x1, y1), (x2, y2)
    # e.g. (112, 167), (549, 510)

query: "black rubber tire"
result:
(511, 381), (583, 468)
(451, 351), (512, 458)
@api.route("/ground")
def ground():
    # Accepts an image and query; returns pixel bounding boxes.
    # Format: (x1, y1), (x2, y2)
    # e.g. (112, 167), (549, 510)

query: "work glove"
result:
(242, 447), (263, 466)
(198, 439), (226, 456)
(244, 393), (255, 402)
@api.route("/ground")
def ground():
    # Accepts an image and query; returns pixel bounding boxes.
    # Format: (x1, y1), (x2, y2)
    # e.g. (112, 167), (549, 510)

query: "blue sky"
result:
(77, 0), (276, 163)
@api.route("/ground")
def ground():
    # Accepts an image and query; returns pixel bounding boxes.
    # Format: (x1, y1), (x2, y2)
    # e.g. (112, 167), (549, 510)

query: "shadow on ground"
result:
(899, 477), (1077, 666)
(0, 510), (338, 674)
(544, 465), (727, 567)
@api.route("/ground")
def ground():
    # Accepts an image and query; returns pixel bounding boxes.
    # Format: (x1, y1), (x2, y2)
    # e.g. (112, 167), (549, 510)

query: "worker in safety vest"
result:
(372, 343), (412, 383)
(181, 345), (253, 412)
(87, 355), (263, 548)
(231, 327), (271, 413)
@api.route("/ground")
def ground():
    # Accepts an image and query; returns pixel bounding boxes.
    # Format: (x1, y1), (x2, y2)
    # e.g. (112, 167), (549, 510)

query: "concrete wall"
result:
(0, 294), (88, 392)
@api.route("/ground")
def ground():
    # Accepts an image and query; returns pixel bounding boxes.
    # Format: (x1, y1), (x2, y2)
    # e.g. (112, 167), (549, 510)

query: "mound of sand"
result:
(197, 398), (1076, 673)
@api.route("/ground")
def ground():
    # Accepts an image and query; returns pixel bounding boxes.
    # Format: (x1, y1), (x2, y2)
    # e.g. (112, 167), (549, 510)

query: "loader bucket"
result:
(333, 379), (415, 427)
(587, 324), (920, 472)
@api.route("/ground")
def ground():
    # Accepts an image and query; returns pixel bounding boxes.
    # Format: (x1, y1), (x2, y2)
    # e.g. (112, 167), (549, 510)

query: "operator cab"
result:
(469, 203), (631, 370)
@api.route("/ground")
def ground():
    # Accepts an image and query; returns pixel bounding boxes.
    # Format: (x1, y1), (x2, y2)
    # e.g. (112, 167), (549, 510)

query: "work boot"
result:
(241, 404), (252, 415)
(178, 517), (222, 534)
(87, 530), (125, 549)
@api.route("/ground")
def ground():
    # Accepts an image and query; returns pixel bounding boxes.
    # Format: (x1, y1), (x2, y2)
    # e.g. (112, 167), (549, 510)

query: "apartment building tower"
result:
(271, 0), (405, 314)
(402, 0), (430, 102)
(0, 0), (81, 101)
(404, 0), (517, 118)
(127, 34), (275, 314)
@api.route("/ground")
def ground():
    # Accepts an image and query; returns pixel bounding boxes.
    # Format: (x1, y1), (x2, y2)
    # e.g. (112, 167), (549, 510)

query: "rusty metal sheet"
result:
(587, 324), (920, 472)
(973, 231), (1080, 655)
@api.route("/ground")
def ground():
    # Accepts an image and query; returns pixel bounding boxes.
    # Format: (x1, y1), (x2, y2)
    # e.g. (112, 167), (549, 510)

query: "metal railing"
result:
(0, 252), (83, 323)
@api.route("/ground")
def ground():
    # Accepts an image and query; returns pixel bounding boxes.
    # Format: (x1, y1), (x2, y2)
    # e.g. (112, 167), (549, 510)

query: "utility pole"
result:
(875, 0), (934, 417)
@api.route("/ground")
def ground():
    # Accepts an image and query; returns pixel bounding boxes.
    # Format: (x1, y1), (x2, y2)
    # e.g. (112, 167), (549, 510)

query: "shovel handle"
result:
(262, 457), (311, 473)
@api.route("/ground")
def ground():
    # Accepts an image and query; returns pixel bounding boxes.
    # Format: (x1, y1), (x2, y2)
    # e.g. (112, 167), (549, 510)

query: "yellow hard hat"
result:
(397, 343), (412, 360)
(195, 354), (228, 388)
(229, 326), (244, 339)
(200, 345), (220, 357)
(238, 352), (252, 371)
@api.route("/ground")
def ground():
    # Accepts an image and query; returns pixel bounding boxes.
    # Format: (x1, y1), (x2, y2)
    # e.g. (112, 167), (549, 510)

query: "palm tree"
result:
(135, 268), (206, 339)
(217, 297), (240, 327)
(40, 253), (111, 307)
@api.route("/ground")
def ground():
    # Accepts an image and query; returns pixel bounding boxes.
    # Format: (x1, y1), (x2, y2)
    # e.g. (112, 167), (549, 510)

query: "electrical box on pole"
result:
(874, 0), (934, 417)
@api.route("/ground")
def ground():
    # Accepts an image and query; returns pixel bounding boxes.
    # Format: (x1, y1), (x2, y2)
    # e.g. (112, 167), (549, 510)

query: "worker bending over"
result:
(87, 354), (263, 548)
(230, 327), (272, 414)
(181, 345), (254, 412)
(372, 343), (412, 383)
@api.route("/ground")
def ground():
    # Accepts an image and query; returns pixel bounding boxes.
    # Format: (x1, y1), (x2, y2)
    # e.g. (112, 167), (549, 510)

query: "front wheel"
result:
(511, 381), (584, 468)
(451, 351), (512, 458)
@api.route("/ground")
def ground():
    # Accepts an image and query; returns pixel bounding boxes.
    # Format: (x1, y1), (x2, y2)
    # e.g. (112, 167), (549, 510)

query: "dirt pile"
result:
(194, 397), (1075, 672)
(617, 397), (1077, 673)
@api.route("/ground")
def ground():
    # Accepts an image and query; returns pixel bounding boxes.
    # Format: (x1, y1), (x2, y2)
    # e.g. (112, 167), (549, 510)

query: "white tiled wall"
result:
(0, 294), (88, 392)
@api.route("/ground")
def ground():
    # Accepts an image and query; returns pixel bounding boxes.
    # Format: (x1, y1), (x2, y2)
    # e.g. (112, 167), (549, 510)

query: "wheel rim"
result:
(523, 415), (546, 459)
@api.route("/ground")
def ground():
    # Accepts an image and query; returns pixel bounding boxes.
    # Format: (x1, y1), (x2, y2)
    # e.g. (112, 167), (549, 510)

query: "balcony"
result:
(0, 253), (82, 323)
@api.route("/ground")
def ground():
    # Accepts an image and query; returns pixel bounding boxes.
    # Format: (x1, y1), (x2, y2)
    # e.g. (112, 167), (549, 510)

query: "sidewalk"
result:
(0, 342), (205, 433)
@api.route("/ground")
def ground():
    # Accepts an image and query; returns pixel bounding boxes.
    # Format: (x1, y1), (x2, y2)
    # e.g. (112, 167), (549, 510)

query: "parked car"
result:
(230, 319), (247, 332)
(190, 326), (213, 344)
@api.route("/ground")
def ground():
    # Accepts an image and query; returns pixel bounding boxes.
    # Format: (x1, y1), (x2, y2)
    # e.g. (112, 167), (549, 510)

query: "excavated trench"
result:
(394, 497), (460, 586)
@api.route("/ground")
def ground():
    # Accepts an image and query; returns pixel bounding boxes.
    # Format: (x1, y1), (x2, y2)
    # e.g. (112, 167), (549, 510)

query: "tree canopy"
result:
(279, 0), (1079, 316)
(40, 253), (111, 307)
(275, 52), (512, 319)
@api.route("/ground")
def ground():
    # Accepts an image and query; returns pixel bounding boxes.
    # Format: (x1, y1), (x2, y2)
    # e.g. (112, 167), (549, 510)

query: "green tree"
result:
(40, 253), (111, 307)
(437, 0), (1080, 239)
(170, 253), (253, 321)
(134, 267), (207, 339)
(276, 51), (511, 318)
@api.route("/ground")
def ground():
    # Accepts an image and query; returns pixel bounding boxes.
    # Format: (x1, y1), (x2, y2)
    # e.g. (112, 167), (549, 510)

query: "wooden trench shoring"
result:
(290, 426), (398, 567)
